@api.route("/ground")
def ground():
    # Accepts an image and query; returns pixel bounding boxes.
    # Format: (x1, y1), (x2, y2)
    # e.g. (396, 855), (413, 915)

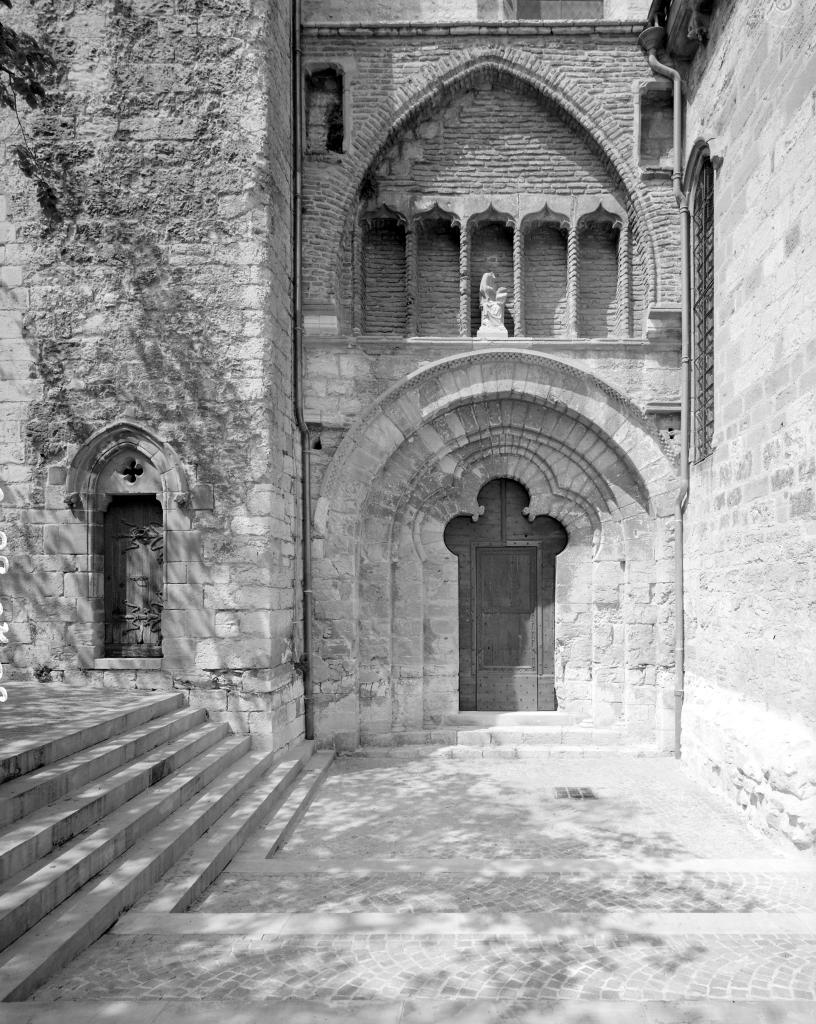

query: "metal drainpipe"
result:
(292, 0), (314, 741)
(638, 24), (691, 759)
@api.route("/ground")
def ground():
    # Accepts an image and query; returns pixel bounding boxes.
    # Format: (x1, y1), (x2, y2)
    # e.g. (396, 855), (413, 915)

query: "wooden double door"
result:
(444, 479), (568, 712)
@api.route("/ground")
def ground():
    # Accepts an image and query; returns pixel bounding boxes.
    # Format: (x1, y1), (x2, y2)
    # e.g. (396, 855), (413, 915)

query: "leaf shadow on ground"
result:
(32, 752), (814, 1011)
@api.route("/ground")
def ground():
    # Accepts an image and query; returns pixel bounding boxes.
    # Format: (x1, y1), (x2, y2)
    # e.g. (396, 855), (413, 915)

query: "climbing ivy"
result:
(0, 0), (65, 222)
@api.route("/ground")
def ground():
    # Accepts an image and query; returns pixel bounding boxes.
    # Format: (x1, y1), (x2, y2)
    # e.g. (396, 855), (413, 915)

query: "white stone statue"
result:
(477, 271), (509, 339)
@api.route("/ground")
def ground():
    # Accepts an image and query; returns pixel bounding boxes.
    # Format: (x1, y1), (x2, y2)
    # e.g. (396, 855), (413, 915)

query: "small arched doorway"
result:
(444, 479), (568, 711)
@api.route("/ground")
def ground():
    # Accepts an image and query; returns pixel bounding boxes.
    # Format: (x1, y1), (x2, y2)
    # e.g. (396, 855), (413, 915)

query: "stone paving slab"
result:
(29, 933), (816, 1002)
(279, 755), (782, 861)
(115, 910), (816, 937)
(195, 867), (816, 914)
(6, 1000), (816, 1024)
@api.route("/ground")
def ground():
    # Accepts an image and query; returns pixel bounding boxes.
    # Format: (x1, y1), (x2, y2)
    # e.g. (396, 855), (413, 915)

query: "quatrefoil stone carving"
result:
(120, 459), (144, 484)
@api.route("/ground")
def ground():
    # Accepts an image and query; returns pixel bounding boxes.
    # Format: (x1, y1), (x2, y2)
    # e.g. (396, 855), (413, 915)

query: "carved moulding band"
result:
(317, 350), (676, 538)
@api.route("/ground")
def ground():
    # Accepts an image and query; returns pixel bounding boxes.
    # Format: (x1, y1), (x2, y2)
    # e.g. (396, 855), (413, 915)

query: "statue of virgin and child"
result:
(476, 271), (509, 339)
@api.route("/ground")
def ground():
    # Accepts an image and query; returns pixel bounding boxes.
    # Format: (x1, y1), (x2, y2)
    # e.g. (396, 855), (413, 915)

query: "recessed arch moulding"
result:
(312, 351), (678, 751)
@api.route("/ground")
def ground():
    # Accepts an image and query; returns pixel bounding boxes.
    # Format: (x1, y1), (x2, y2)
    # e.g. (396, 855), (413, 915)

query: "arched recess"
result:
(64, 422), (190, 666)
(329, 51), (662, 325)
(312, 351), (677, 751)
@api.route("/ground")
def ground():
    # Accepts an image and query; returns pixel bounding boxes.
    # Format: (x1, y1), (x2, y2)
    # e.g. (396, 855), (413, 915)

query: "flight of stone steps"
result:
(358, 711), (659, 757)
(0, 688), (329, 1002)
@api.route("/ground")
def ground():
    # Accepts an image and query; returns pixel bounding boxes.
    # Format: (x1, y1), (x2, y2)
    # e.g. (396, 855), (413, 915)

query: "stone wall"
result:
(680, 0), (816, 851)
(303, 1), (652, 23)
(0, 0), (304, 749)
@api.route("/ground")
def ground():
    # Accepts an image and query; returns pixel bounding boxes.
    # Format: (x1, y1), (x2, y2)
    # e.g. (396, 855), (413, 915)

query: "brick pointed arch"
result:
(335, 48), (661, 306)
(312, 350), (677, 751)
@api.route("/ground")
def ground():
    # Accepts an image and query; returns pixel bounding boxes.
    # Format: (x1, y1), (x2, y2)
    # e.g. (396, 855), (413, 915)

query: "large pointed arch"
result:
(335, 48), (662, 307)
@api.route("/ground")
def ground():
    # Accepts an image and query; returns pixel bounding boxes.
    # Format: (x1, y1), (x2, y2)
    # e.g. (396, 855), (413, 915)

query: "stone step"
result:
(446, 743), (661, 759)
(0, 732), (248, 954)
(5, 1000), (816, 1024)
(0, 742), (284, 1003)
(455, 725), (629, 747)
(232, 751), (335, 861)
(442, 711), (581, 727)
(112, 909), (816, 938)
(0, 719), (230, 882)
(0, 691), (184, 784)
(142, 741), (316, 913)
(0, 706), (207, 827)
(352, 743), (660, 759)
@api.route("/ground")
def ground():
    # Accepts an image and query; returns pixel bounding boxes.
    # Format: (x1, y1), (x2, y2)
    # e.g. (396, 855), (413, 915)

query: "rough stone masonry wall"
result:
(0, 0), (304, 749)
(681, 0), (816, 851)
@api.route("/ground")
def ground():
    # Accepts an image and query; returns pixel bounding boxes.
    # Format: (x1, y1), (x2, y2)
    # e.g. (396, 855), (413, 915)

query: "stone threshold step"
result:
(350, 744), (662, 759)
(442, 711), (581, 726)
(1, 692), (184, 783)
(113, 910), (816, 938)
(8, 1000), (816, 1024)
(226, 854), (816, 876)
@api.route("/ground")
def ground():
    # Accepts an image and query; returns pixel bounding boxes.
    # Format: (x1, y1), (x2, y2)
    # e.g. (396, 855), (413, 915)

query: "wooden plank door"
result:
(475, 545), (538, 711)
(104, 496), (163, 657)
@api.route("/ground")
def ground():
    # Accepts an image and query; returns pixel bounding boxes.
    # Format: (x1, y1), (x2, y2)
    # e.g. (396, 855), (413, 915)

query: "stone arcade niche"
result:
(579, 212), (622, 337)
(354, 197), (633, 339)
(415, 212), (460, 336)
(362, 212), (408, 334)
(444, 479), (568, 712)
(523, 219), (568, 337)
(469, 220), (515, 337)
(306, 67), (344, 154)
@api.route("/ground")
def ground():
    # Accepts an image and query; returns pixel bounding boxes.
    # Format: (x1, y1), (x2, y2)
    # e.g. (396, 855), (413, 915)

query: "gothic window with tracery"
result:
(692, 153), (715, 461)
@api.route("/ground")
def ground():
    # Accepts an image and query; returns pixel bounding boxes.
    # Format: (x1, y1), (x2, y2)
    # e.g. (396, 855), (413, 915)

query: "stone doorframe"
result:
(312, 350), (677, 751)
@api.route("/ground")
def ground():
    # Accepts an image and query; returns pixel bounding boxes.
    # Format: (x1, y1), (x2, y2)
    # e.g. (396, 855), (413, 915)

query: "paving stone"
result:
(277, 755), (782, 861)
(25, 752), (815, 1013)
(195, 869), (816, 915)
(30, 933), (816, 1003)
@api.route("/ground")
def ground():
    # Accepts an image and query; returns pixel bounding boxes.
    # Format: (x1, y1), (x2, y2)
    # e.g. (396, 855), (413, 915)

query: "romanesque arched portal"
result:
(312, 350), (677, 752)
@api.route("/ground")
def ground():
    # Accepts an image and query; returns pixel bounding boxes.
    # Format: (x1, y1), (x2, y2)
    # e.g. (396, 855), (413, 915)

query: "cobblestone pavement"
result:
(29, 752), (816, 1018)
(195, 869), (816, 914)
(275, 754), (781, 861)
(32, 933), (816, 1002)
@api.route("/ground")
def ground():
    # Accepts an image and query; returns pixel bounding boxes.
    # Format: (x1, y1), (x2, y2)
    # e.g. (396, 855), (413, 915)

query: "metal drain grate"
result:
(554, 787), (597, 799)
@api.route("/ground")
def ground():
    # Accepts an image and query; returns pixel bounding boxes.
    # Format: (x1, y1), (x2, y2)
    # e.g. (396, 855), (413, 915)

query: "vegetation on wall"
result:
(0, 0), (68, 222)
